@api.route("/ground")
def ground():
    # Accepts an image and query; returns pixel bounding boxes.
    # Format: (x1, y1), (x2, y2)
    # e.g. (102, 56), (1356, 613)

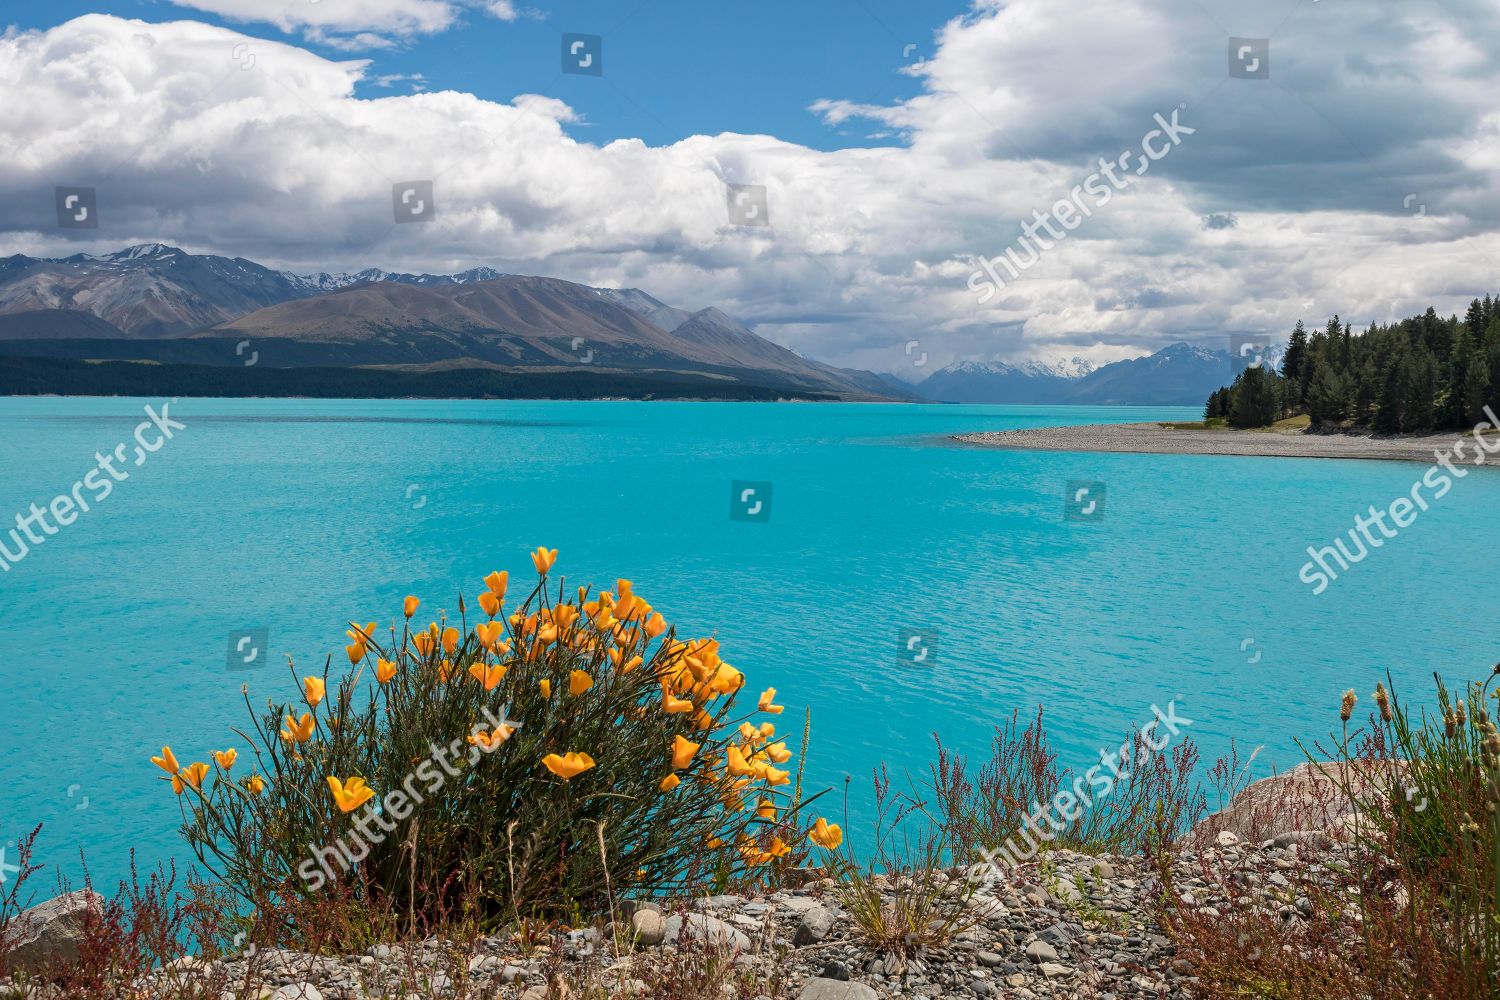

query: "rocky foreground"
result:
(955, 421), (1498, 466)
(3, 766), (1370, 999)
(4, 837), (1345, 1000)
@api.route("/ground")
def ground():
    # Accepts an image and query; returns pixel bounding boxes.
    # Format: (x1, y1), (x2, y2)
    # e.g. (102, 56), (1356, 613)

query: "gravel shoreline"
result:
(954, 422), (1500, 467)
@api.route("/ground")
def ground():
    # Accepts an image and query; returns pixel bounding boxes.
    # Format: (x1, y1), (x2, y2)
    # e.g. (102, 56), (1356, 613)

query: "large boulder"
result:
(1187, 761), (1408, 845)
(661, 912), (750, 951)
(799, 979), (876, 1000)
(5, 890), (104, 975)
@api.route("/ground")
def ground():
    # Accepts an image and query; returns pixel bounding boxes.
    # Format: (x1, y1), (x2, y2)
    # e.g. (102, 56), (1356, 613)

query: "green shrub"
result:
(153, 549), (819, 934)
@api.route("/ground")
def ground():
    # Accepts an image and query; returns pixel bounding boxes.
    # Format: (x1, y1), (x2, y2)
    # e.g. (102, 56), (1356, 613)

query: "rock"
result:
(1273, 830), (1334, 850)
(1024, 940), (1058, 963)
(1189, 761), (1404, 844)
(798, 979), (877, 1000)
(270, 986), (324, 1000)
(1039, 962), (1074, 979)
(1216, 830), (1242, 847)
(793, 905), (834, 946)
(976, 950), (1004, 967)
(630, 908), (666, 947)
(821, 959), (851, 981)
(1049, 879), (1083, 906)
(662, 912), (751, 951)
(5, 891), (104, 974)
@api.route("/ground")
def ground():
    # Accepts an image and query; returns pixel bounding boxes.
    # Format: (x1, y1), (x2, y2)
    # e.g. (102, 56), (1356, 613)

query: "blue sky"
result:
(1, 0), (1497, 371)
(0, 0), (964, 149)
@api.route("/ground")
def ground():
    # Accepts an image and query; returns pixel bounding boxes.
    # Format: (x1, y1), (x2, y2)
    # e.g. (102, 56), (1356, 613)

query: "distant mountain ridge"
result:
(918, 342), (1284, 406)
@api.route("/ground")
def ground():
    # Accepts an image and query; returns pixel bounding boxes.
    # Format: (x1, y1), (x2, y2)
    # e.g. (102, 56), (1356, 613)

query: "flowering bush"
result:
(154, 549), (824, 927)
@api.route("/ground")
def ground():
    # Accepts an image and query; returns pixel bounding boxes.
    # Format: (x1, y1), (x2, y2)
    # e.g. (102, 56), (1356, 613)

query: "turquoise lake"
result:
(1, 397), (1494, 890)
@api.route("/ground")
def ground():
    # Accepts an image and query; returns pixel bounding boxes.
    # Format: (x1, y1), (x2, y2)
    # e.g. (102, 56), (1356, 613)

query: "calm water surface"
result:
(0, 397), (1492, 887)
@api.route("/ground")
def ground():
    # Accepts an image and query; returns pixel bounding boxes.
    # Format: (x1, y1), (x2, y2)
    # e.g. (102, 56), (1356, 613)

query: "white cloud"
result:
(0, 6), (1498, 372)
(164, 0), (521, 49)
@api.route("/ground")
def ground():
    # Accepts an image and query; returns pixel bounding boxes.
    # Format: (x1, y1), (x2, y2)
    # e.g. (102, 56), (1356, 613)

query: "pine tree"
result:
(1487, 317), (1500, 416)
(1466, 298), (1487, 338)
(1305, 357), (1347, 427)
(1403, 349), (1436, 431)
(1281, 320), (1309, 404)
(1464, 337), (1490, 426)
(1446, 327), (1476, 427)
(1229, 366), (1280, 428)
(1374, 354), (1405, 434)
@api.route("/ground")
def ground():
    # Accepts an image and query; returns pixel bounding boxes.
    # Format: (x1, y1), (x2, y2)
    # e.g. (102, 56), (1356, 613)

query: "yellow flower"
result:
(478, 590), (500, 618)
(469, 662), (507, 692)
(758, 688), (784, 714)
(552, 604), (580, 630)
(569, 669), (594, 696)
(150, 746), (180, 776)
(539, 679), (552, 698)
(672, 735), (700, 770)
(413, 632), (435, 657)
(660, 774), (681, 791)
(326, 776), (375, 814)
(644, 612), (666, 638)
(376, 658), (397, 684)
(473, 621), (502, 649)
(345, 643), (365, 665)
(346, 621), (376, 644)
(809, 818), (843, 850)
(403, 595), (420, 619)
(765, 741), (793, 764)
(281, 712), (315, 743)
(609, 649), (643, 672)
(468, 725), (516, 751)
(172, 762), (209, 795)
(530, 547), (558, 575)
(756, 799), (777, 821)
(542, 751), (595, 780)
(663, 689), (694, 714)
(442, 627), (460, 656)
(726, 746), (756, 777)
(483, 570), (509, 598)
(213, 748), (237, 770)
(304, 676), (326, 707)
(244, 774), (266, 796)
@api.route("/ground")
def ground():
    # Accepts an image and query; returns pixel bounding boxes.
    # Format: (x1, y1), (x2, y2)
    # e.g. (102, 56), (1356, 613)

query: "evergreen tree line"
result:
(1205, 296), (1500, 431)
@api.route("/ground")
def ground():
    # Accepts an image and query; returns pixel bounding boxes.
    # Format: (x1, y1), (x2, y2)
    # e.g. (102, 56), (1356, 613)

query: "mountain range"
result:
(0, 245), (918, 401)
(0, 244), (1269, 405)
(913, 342), (1285, 406)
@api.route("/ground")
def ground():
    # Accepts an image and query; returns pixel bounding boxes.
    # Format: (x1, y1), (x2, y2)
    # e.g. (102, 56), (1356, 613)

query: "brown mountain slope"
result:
(207, 275), (905, 398)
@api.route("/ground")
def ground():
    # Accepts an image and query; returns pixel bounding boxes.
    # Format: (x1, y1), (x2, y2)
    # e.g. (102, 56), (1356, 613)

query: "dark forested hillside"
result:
(1206, 296), (1500, 431)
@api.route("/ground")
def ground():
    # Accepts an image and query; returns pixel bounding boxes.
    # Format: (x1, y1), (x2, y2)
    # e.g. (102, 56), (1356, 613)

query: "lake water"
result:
(1, 397), (1493, 890)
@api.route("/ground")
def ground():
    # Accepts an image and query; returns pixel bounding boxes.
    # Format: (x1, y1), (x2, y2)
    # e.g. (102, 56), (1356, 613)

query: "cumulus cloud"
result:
(0, 5), (1497, 371)
(165, 0), (518, 50)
